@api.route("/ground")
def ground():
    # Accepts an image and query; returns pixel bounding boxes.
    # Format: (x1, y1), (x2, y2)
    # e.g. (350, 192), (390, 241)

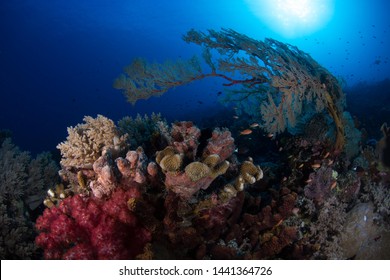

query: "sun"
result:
(245, 0), (334, 38)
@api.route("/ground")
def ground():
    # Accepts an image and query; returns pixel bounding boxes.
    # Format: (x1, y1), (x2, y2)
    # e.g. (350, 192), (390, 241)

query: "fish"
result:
(311, 163), (321, 169)
(240, 129), (253, 135)
(236, 146), (250, 154)
(323, 152), (330, 159)
(250, 123), (260, 128)
(233, 115), (239, 119)
(272, 219), (284, 230)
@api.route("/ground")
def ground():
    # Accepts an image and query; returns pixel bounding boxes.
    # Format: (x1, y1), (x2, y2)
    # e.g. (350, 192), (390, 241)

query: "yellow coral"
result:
(203, 154), (221, 168)
(210, 160), (230, 178)
(185, 162), (211, 181)
(240, 161), (263, 183)
(159, 154), (183, 173)
(156, 146), (176, 164)
(220, 184), (238, 201)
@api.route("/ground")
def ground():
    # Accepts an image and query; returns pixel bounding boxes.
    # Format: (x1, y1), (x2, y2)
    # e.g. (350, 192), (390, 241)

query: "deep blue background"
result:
(1, 0), (389, 154)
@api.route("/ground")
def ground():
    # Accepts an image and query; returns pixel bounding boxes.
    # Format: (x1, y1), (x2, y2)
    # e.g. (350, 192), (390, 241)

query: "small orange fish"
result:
(305, 178), (312, 183)
(240, 129), (253, 135)
(330, 181), (337, 190)
(250, 123), (260, 128)
(323, 152), (330, 159)
(272, 219), (284, 230)
(267, 133), (274, 138)
(298, 163), (304, 169)
(311, 163), (321, 169)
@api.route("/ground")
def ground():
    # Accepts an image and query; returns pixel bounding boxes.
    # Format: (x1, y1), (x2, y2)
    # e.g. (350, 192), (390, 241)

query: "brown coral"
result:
(156, 146), (176, 165)
(234, 160), (263, 191)
(185, 162), (211, 182)
(159, 153), (183, 173)
(240, 160), (263, 183)
(57, 115), (128, 169)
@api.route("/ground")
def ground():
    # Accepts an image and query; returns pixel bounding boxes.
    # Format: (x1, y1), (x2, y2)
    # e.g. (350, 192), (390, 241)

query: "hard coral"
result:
(203, 128), (235, 161)
(35, 188), (151, 259)
(170, 121), (201, 160)
(90, 147), (148, 199)
(156, 124), (236, 199)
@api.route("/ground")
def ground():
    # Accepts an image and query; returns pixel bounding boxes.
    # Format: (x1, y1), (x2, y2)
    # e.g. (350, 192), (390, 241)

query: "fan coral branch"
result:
(115, 28), (345, 150)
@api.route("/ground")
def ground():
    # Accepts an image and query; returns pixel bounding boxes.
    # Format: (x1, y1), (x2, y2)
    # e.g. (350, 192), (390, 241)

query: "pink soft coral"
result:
(35, 188), (151, 259)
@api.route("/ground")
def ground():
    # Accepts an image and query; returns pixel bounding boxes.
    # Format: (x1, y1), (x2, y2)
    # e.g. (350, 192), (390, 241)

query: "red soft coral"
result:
(35, 187), (150, 259)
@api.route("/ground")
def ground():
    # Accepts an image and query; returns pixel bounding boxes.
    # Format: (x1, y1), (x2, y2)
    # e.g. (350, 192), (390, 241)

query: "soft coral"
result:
(35, 187), (151, 259)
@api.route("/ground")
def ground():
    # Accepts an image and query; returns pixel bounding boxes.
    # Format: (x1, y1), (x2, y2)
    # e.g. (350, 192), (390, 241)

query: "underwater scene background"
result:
(0, 0), (390, 259)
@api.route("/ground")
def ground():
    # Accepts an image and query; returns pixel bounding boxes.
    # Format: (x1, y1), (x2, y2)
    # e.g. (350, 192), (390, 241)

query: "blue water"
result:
(1, 0), (389, 154)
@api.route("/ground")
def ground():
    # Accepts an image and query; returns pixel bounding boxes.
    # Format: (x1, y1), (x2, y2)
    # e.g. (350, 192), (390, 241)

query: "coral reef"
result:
(36, 117), (273, 259)
(28, 110), (390, 260)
